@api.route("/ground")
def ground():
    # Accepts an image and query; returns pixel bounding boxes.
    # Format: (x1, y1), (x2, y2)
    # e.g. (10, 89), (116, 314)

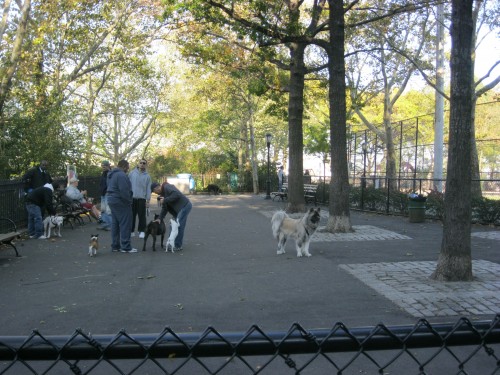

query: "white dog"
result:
(165, 218), (180, 252)
(43, 215), (64, 238)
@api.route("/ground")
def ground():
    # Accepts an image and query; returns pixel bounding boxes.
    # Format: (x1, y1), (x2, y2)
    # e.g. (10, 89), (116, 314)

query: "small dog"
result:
(43, 215), (64, 238)
(207, 184), (222, 195)
(143, 214), (166, 251)
(88, 234), (99, 257)
(271, 207), (321, 257)
(166, 218), (180, 252)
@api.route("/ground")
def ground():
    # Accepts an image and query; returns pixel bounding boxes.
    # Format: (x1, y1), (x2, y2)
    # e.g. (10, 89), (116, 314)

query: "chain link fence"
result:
(0, 316), (498, 374)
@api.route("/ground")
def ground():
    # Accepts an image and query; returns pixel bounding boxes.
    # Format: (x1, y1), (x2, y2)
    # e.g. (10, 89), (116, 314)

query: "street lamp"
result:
(265, 133), (272, 199)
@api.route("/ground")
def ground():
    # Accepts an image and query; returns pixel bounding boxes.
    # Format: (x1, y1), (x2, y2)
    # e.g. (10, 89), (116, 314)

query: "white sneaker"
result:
(120, 248), (138, 253)
(38, 235), (47, 240)
(139, 232), (145, 239)
(131, 232), (135, 237)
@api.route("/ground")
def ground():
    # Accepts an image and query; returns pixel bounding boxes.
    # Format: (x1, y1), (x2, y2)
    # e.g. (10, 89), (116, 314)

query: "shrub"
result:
(426, 190), (445, 220)
(472, 197), (500, 225)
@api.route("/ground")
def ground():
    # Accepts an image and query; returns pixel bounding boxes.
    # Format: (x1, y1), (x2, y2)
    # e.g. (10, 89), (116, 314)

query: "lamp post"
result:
(265, 133), (272, 199)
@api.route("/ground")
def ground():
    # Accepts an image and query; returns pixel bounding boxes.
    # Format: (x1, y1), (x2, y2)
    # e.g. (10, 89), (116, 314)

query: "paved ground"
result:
(0, 194), (499, 373)
(1, 193), (498, 335)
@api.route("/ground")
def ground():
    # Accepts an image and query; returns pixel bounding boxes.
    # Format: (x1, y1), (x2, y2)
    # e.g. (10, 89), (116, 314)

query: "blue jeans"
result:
(26, 203), (43, 238)
(108, 201), (133, 251)
(173, 201), (192, 248)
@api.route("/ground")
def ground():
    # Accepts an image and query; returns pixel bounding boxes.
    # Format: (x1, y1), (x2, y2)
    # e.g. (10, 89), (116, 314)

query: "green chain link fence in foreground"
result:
(0, 315), (499, 374)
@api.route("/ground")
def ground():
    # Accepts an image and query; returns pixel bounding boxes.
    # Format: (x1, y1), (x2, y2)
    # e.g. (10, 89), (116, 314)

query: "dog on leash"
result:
(166, 218), (180, 252)
(271, 207), (321, 257)
(143, 214), (166, 251)
(43, 215), (64, 238)
(88, 234), (99, 257)
(207, 184), (222, 195)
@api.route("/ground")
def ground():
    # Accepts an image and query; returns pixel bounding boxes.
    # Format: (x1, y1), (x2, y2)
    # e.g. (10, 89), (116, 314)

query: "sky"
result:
(475, 31), (500, 88)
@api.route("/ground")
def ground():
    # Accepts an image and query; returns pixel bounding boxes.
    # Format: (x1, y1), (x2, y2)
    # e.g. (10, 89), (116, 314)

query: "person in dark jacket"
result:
(152, 180), (192, 251)
(22, 160), (53, 194)
(107, 159), (137, 253)
(25, 183), (57, 239)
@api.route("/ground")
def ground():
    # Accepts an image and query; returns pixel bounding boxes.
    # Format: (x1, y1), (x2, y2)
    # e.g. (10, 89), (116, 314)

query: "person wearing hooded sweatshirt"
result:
(25, 183), (57, 239)
(106, 159), (137, 253)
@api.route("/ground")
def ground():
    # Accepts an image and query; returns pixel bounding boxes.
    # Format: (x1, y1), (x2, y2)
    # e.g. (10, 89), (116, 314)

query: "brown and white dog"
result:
(88, 234), (99, 257)
(43, 215), (64, 238)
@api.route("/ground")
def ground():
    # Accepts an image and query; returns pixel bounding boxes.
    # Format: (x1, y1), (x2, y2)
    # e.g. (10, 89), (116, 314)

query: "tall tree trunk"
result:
(285, 42), (306, 213)
(469, 0), (483, 199)
(384, 118), (397, 191)
(433, 2), (445, 192)
(325, 0), (352, 233)
(470, 96), (482, 198)
(431, 0), (474, 282)
(0, 0), (31, 116)
(249, 114), (260, 195)
(0, 0), (31, 172)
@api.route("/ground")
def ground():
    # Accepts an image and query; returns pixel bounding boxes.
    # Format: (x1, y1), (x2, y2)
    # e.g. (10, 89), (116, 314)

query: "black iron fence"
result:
(1, 175), (499, 229)
(0, 316), (498, 374)
(0, 177), (101, 229)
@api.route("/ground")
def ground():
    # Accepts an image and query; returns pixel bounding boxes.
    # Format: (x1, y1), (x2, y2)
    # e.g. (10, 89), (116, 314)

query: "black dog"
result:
(207, 184), (222, 195)
(142, 214), (166, 251)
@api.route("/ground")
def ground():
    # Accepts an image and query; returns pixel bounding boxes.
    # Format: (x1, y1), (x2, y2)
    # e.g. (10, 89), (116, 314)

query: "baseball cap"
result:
(151, 182), (160, 192)
(69, 177), (79, 183)
(101, 160), (111, 166)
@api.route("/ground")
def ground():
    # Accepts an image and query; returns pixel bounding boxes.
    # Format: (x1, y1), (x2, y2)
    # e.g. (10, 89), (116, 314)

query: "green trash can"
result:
(408, 199), (426, 223)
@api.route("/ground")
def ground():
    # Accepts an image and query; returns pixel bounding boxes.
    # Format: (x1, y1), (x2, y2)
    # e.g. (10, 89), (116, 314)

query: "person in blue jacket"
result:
(106, 159), (137, 253)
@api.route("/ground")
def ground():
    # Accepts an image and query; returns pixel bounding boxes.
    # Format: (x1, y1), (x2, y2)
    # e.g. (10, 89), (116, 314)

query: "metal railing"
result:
(0, 316), (498, 374)
(1, 176), (499, 230)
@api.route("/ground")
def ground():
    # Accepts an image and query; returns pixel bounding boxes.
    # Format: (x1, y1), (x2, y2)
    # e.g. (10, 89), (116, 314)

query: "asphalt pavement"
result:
(0, 193), (499, 333)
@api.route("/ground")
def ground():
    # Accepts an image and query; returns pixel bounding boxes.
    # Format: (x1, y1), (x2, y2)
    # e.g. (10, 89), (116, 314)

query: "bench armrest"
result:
(0, 218), (17, 233)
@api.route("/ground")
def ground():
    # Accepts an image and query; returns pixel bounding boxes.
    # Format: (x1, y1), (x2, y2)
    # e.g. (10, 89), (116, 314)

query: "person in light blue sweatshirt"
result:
(107, 159), (136, 253)
(128, 159), (152, 239)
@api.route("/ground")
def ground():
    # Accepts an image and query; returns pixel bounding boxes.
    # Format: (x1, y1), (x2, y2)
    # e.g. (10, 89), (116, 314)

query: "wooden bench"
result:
(0, 218), (22, 257)
(271, 183), (288, 201)
(304, 184), (318, 205)
(271, 183), (318, 205)
(54, 191), (91, 229)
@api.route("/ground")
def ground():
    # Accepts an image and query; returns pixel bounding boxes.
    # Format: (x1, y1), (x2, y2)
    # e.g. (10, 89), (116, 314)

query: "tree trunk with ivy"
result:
(431, 0), (474, 282)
